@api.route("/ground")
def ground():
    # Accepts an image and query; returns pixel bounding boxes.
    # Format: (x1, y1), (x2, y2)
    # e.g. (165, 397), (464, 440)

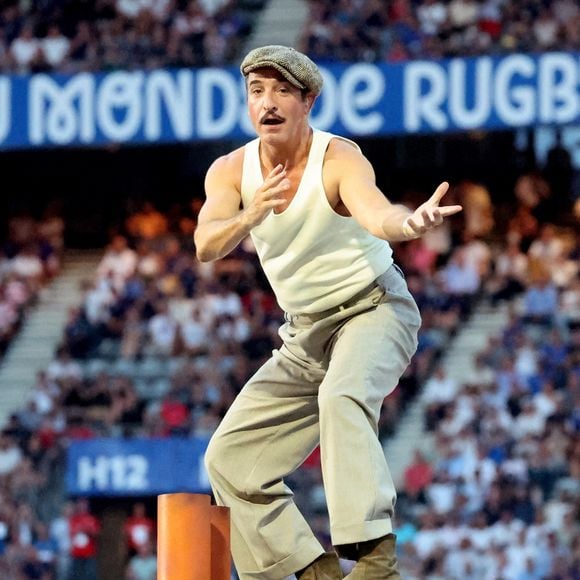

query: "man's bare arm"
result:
(328, 141), (462, 242)
(195, 153), (289, 262)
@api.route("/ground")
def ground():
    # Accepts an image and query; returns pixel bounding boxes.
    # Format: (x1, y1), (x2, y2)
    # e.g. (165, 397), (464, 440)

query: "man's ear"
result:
(305, 94), (317, 113)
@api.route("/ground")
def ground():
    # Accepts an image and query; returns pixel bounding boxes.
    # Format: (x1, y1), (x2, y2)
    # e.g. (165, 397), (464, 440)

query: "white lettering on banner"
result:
(0, 78), (10, 143)
(339, 64), (384, 134)
(404, 61), (447, 131)
(19, 54), (578, 147)
(449, 58), (492, 128)
(98, 72), (143, 141)
(196, 69), (239, 138)
(538, 53), (578, 123)
(78, 456), (109, 491)
(145, 70), (193, 141)
(404, 53), (579, 132)
(77, 455), (149, 492)
(494, 55), (535, 125)
(30, 71), (194, 145)
(30, 74), (95, 144)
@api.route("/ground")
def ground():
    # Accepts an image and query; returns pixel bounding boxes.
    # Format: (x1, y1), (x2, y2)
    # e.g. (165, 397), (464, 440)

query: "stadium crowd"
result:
(395, 244), (579, 577)
(0, 156), (577, 578)
(0, 0), (256, 75)
(1, 0), (579, 76)
(0, 205), (64, 359)
(299, 0), (580, 62)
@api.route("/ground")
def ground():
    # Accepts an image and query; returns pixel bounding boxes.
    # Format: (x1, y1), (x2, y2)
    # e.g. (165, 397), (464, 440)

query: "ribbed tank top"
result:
(240, 129), (393, 314)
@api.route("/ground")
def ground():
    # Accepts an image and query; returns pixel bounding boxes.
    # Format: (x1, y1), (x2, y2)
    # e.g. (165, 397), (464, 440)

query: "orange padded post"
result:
(210, 506), (231, 580)
(157, 493), (212, 580)
(157, 493), (231, 580)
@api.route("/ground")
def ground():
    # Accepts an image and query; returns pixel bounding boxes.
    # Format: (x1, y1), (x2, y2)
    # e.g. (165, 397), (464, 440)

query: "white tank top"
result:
(240, 129), (393, 314)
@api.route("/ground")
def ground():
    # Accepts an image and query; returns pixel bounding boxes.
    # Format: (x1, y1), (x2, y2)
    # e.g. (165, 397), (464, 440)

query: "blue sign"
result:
(66, 437), (211, 496)
(0, 52), (578, 150)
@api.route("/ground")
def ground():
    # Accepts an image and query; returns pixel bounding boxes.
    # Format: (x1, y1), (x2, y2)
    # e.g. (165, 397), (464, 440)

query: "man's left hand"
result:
(402, 182), (463, 240)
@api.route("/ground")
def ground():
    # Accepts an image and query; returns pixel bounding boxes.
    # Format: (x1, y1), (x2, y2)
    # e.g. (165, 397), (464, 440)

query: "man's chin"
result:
(258, 127), (287, 142)
(260, 123), (285, 133)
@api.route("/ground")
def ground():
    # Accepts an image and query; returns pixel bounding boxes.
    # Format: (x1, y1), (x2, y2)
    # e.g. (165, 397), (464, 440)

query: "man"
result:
(196, 45), (461, 579)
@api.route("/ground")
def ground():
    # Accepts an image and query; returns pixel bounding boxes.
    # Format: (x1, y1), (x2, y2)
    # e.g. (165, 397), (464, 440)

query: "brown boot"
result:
(340, 534), (400, 579)
(296, 552), (344, 579)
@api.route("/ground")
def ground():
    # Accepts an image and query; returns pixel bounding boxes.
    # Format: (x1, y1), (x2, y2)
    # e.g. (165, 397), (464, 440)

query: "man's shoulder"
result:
(322, 134), (368, 186)
(323, 134), (363, 168)
(214, 145), (246, 168)
(326, 134), (361, 154)
(207, 145), (246, 182)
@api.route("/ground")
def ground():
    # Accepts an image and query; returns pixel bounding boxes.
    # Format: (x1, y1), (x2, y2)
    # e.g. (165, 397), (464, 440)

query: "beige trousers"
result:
(205, 265), (421, 579)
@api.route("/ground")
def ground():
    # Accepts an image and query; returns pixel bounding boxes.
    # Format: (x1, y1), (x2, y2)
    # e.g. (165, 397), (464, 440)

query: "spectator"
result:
(107, 379), (146, 432)
(50, 501), (74, 580)
(422, 364), (459, 429)
(448, 0), (479, 31)
(66, 20), (98, 72)
(179, 305), (211, 356)
(26, 372), (58, 417)
(0, 433), (23, 479)
(123, 502), (155, 558)
(438, 246), (481, 317)
(9, 456), (46, 508)
(125, 539), (157, 580)
(46, 347), (83, 383)
(507, 205), (540, 252)
(456, 181), (495, 239)
(0, 287), (19, 352)
(11, 502), (37, 552)
(147, 300), (179, 356)
(96, 235), (138, 293)
(120, 306), (147, 359)
(67, 498), (100, 580)
(521, 270), (559, 328)
(403, 449), (434, 503)
(487, 234), (528, 305)
(41, 23), (70, 70)
(417, 0), (448, 37)
(9, 244), (45, 287)
(9, 23), (42, 73)
(533, 7), (560, 49)
(528, 224), (565, 263)
(126, 202), (168, 241)
(32, 521), (59, 578)
(159, 389), (190, 436)
(83, 277), (116, 328)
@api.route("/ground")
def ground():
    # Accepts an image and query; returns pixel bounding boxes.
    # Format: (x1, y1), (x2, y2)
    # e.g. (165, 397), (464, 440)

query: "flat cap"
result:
(240, 45), (323, 96)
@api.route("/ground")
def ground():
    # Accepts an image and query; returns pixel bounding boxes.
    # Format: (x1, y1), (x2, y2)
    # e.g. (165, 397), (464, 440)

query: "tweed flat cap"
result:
(240, 45), (323, 95)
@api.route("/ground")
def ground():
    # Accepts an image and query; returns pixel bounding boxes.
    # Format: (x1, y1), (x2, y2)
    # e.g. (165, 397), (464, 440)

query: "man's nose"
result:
(262, 95), (277, 111)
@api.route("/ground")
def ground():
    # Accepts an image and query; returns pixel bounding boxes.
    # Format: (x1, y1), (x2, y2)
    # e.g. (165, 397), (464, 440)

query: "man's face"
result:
(246, 68), (314, 142)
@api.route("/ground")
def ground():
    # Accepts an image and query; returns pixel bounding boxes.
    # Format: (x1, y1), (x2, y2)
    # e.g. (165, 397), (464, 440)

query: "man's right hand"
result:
(196, 153), (290, 262)
(243, 164), (290, 228)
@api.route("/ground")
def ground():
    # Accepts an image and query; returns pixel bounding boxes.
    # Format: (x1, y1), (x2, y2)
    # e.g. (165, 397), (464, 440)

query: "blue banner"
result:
(0, 52), (578, 150)
(66, 437), (211, 496)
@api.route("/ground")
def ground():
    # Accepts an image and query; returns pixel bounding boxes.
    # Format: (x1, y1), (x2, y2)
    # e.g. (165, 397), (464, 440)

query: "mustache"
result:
(260, 113), (285, 124)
